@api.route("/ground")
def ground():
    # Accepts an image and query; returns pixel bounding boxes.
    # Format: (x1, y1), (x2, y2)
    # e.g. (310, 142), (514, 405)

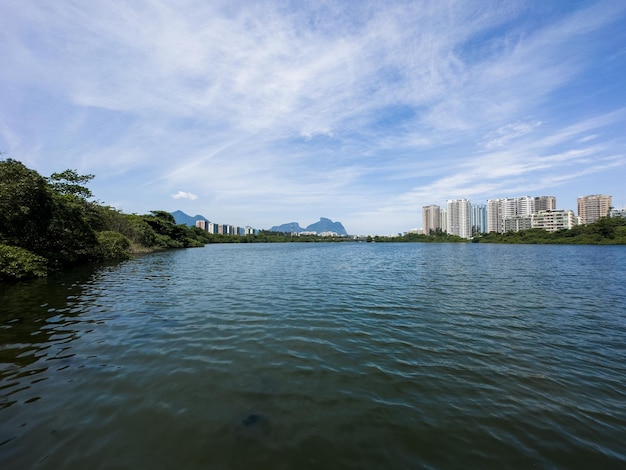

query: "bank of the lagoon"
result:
(1, 243), (625, 468)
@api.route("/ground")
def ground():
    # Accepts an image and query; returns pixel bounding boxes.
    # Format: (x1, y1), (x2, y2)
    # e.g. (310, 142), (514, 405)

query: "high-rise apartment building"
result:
(578, 195), (612, 225)
(487, 199), (502, 233)
(471, 204), (487, 234)
(534, 196), (556, 212)
(447, 199), (472, 239)
(440, 208), (448, 233)
(422, 205), (441, 235)
(487, 196), (551, 233)
(501, 196), (534, 220)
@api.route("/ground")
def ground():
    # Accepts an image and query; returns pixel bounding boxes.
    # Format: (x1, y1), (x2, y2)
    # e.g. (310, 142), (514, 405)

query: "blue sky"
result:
(1, 0), (625, 235)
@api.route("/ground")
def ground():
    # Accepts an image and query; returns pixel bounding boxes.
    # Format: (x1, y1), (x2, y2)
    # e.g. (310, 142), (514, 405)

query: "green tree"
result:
(0, 159), (54, 253)
(46, 169), (94, 200)
(45, 191), (99, 266)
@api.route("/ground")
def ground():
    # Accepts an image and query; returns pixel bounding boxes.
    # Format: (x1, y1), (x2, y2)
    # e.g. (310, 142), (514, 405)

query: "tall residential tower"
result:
(471, 204), (487, 235)
(578, 195), (612, 225)
(422, 205), (441, 235)
(447, 199), (472, 239)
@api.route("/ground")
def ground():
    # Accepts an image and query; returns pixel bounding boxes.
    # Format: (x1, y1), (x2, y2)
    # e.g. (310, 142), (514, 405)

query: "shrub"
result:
(0, 244), (48, 280)
(95, 231), (132, 260)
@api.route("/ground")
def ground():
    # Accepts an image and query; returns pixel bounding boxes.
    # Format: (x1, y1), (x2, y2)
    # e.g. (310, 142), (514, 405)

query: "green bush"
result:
(95, 231), (132, 260)
(0, 244), (48, 280)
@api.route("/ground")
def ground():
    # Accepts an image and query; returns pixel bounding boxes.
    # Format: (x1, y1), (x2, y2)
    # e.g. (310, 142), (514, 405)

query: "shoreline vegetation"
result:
(2, 159), (625, 281)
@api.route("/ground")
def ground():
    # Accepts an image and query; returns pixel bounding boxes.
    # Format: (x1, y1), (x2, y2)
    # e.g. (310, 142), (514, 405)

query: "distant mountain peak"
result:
(171, 210), (209, 227)
(306, 218), (347, 235)
(268, 222), (305, 233)
(270, 217), (348, 235)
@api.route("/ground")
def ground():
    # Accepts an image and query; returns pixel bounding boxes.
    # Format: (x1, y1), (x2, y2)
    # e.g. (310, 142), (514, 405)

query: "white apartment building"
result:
(487, 196), (555, 233)
(504, 215), (532, 232)
(610, 208), (626, 219)
(532, 210), (577, 232)
(447, 199), (472, 239)
(487, 199), (502, 233)
(502, 196), (534, 219)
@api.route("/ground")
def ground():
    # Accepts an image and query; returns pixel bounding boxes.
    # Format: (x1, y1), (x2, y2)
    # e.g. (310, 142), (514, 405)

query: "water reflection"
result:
(1, 245), (625, 468)
(0, 265), (104, 409)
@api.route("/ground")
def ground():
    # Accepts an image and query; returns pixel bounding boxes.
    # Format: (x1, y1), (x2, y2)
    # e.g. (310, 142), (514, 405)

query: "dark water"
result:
(1, 243), (625, 469)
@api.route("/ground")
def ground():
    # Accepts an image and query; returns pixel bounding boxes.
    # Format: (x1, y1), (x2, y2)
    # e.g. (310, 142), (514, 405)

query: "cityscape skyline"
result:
(420, 193), (616, 239)
(183, 191), (619, 237)
(1, 1), (625, 235)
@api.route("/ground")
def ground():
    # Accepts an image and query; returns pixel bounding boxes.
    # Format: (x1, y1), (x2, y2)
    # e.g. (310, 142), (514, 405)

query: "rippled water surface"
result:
(1, 243), (626, 468)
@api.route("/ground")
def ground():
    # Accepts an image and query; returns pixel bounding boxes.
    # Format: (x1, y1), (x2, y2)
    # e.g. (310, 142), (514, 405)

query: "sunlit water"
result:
(1, 243), (625, 468)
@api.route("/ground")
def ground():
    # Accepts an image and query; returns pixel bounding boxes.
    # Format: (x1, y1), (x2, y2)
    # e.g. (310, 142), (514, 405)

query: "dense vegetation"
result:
(369, 229), (468, 243)
(472, 217), (626, 244)
(371, 219), (626, 244)
(0, 159), (212, 281)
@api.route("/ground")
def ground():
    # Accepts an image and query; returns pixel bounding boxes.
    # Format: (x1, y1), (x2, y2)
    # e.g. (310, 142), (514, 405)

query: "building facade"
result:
(610, 208), (626, 219)
(578, 194), (612, 225)
(534, 196), (556, 212)
(195, 220), (209, 231)
(501, 196), (534, 220)
(422, 205), (441, 235)
(532, 210), (577, 232)
(471, 204), (487, 235)
(487, 199), (502, 233)
(504, 215), (532, 232)
(439, 208), (448, 233)
(447, 199), (472, 239)
(487, 195), (554, 233)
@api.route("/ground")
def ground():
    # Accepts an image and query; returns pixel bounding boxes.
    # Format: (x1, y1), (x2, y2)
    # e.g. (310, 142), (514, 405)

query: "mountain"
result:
(306, 217), (347, 235)
(269, 222), (306, 233)
(171, 210), (209, 227)
(270, 217), (348, 235)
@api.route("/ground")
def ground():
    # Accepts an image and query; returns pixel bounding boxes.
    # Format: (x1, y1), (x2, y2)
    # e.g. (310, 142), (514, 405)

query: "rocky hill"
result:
(270, 217), (348, 235)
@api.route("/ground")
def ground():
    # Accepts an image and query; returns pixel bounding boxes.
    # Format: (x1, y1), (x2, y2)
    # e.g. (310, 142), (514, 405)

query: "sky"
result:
(1, 0), (625, 235)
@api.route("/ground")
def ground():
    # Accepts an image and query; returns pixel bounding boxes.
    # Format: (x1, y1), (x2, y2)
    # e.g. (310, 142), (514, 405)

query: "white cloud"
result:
(171, 191), (198, 201)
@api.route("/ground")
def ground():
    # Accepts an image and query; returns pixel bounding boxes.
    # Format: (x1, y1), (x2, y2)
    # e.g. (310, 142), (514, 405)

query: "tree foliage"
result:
(46, 169), (94, 200)
(473, 217), (626, 245)
(0, 244), (48, 280)
(0, 159), (212, 280)
(95, 231), (132, 260)
(0, 159), (54, 251)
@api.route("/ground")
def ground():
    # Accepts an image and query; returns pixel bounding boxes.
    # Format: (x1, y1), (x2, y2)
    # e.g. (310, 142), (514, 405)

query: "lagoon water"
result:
(1, 242), (626, 468)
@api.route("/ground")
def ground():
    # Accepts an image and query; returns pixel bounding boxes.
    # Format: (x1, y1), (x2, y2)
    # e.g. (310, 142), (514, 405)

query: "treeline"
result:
(367, 229), (468, 243)
(472, 217), (626, 244)
(236, 231), (353, 243)
(373, 219), (626, 244)
(0, 159), (212, 281)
